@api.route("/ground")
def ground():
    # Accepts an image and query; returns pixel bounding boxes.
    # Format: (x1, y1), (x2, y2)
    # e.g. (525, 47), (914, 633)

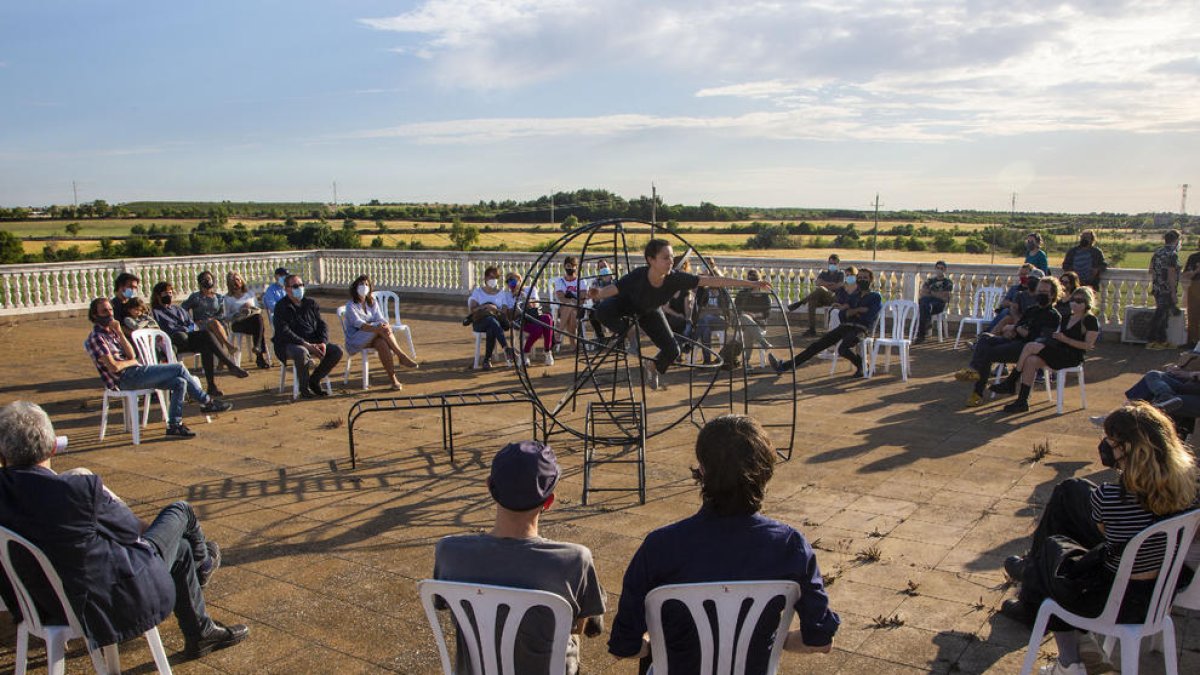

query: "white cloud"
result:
(359, 0), (1200, 140)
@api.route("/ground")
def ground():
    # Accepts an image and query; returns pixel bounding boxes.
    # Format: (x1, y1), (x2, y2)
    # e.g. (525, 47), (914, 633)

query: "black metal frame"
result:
(582, 400), (646, 505)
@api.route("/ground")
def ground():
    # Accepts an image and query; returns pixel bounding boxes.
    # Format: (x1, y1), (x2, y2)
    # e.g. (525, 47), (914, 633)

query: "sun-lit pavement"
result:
(0, 294), (1196, 674)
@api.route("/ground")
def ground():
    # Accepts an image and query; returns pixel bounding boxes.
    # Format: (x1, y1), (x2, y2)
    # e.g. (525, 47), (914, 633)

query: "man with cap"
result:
(433, 440), (606, 674)
(262, 266), (290, 314)
(914, 260), (952, 344)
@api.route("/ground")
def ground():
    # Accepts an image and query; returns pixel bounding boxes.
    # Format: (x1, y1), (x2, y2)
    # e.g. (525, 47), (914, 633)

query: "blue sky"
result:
(1, 1), (1198, 213)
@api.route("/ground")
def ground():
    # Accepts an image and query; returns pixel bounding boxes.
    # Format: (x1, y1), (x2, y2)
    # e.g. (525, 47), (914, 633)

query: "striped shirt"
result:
(1090, 483), (1187, 574)
(84, 326), (125, 391)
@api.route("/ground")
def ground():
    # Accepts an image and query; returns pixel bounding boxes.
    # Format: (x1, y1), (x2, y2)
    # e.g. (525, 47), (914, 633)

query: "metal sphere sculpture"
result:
(509, 218), (799, 458)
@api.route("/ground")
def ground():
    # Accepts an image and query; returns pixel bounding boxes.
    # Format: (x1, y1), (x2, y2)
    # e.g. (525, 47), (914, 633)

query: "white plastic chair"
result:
(337, 306), (375, 390)
(469, 299), (512, 370)
(1018, 510), (1200, 675)
(88, 336), (168, 446)
(1042, 364), (1086, 414)
(955, 286), (1005, 348)
(0, 525), (173, 675)
(374, 291), (417, 359)
(418, 579), (573, 675)
(278, 358), (333, 399)
(866, 300), (920, 381)
(644, 580), (800, 675)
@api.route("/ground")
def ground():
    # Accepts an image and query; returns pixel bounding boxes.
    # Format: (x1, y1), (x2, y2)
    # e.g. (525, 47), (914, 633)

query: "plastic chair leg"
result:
(14, 624), (29, 675)
(145, 627), (172, 674)
(1119, 636), (1140, 675)
(46, 631), (68, 675)
(473, 332), (484, 369)
(954, 322), (965, 349)
(343, 354), (352, 384)
(362, 351), (371, 390)
(129, 396), (142, 446)
(1057, 371), (1066, 415)
(99, 395), (111, 441)
(99, 642), (121, 673)
(1161, 617), (1179, 675)
(900, 344), (910, 381)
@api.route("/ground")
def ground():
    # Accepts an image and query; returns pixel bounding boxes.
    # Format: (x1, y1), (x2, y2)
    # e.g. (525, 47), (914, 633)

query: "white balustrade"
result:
(0, 249), (1163, 331)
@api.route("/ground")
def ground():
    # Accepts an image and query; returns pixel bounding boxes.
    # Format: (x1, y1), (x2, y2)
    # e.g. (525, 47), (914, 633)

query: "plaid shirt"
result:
(84, 325), (127, 391)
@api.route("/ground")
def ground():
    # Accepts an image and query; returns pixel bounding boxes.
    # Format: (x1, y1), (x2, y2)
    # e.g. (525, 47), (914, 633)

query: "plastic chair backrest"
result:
(375, 291), (404, 326)
(0, 525), (88, 646)
(335, 305), (351, 338)
(645, 580), (800, 675)
(876, 300), (919, 342)
(131, 328), (178, 366)
(419, 579), (573, 675)
(971, 286), (1005, 319)
(1092, 509), (1200, 626)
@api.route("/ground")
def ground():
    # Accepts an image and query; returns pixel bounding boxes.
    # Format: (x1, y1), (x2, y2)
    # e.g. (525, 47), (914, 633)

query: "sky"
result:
(1, 0), (1199, 214)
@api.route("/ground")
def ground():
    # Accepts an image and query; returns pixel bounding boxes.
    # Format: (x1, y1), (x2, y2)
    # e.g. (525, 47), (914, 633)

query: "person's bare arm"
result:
(587, 284), (620, 301)
(697, 276), (771, 291)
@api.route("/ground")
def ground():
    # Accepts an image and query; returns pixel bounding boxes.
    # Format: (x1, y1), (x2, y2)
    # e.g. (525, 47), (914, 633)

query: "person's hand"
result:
(303, 342), (320, 357)
(587, 287), (600, 301)
(1052, 331), (1066, 343)
(755, 280), (772, 290)
(314, 342), (327, 357)
(105, 320), (123, 337)
(1000, 326), (1014, 338)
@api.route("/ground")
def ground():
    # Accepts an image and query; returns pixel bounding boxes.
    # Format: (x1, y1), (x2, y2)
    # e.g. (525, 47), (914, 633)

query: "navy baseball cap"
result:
(275, 267), (290, 277)
(488, 441), (561, 511)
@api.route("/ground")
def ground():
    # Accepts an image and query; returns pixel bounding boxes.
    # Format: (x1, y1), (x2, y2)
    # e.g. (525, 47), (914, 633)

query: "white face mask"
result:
(485, 278), (499, 289)
(828, 264), (838, 272)
(356, 284), (369, 299)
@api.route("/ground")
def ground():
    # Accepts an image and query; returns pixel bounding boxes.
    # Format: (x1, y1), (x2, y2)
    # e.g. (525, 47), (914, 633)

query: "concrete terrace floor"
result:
(0, 294), (1197, 674)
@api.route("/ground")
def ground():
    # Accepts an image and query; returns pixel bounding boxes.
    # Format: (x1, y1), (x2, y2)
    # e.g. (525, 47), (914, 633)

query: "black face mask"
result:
(1098, 439), (1118, 468)
(95, 315), (113, 327)
(199, 278), (214, 289)
(856, 280), (871, 291)
(161, 294), (173, 305)
(1079, 237), (1091, 247)
(1036, 293), (1051, 307)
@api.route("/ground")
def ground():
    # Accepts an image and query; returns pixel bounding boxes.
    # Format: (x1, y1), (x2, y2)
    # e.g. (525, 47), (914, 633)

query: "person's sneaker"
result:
(207, 385), (224, 398)
(256, 354), (270, 369)
(184, 621), (249, 660)
(643, 362), (659, 390)
(201, 398), (233, 414)
(966, 391), (984, 407)
(1038, 660), (1086, 675)
(1003, 555), (1027, 582)
(544, 352), (554, 366)
(480, 359), (492, 370)
(1088, 414), (1107, 428)
(1153, 395), (1184, 413)
(954, 368), (980, 382)
(309, 382), (329, 397)
(1003, 399), (1029, 413)
(299, 387), (317, 399)
(1147, 341), (1172, 350)
(166, 423), (196, 438)
(989, 380), (1016, 396)
(768, 354), (785, 374)
(197, 541), (221, 588)
(504, 347), (517, 366)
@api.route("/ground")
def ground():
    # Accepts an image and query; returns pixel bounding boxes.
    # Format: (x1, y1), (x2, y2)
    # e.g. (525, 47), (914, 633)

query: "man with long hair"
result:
(608, 415), (840, 671)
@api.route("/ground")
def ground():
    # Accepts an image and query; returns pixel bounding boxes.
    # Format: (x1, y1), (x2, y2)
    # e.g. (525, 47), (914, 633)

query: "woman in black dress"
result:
(587, 240), (769, 389)
(997, 286), (1100, 413)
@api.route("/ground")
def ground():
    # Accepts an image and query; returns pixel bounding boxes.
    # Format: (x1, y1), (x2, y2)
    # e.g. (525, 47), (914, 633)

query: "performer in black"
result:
(588, 240), (770, 388)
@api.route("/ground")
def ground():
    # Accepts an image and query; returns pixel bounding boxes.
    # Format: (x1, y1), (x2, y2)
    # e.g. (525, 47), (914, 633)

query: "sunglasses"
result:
(290, 283), (305, 289)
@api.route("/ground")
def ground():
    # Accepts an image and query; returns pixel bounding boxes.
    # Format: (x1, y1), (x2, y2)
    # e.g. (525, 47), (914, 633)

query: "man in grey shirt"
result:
(433, 440), (606, 674)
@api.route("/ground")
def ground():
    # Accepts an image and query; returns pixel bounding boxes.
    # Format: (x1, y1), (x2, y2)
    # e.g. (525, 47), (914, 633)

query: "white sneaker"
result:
(643, 362), (659, 390)
(544, 352), (554, 366)
(1038, 660), (1086, 675)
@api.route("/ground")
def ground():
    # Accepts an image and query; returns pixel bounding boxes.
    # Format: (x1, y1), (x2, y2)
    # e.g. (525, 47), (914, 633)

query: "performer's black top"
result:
(613, 266), (700, 317)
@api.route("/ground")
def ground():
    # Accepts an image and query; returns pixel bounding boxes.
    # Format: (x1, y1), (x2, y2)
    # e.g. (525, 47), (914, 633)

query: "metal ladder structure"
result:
(582, 400), (646, 505)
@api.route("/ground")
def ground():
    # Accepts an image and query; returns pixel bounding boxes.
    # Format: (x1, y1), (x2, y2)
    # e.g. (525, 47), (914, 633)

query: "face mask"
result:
(199, 277), (214, 289)
(277, 276), (287, 286)
(507, 279), (518, 289)
(1036, 293), (1051, 307)
(121, 288), (135, 299)
(1080, 237), (1091, 247)
(598, 268), (611, 277)
(161, 294), (172, 305)
(1027, 241), (1037, 250)
(1098, 439), (1118, 468)
(844, 275), (856, 286)
(828, 264), (838, 272)
(564, 268), (576, 276)
(96, 315), (113, 327)
(1018, 275), (1028, 285)
(485, 278), (499, 289)
(935, 269), (945, 278)
(356, 284), (370, 298)
(857, 279), (871, 291)
(291, 287), (305, 300)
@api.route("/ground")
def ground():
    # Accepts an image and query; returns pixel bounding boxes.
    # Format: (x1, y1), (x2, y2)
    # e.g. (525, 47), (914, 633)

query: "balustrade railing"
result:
(0, 248), (1161, 331)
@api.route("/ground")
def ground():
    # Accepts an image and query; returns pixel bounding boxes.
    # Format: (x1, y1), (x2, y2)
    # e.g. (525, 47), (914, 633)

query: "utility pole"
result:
(871, 193), (881, 261)
(550, 192), (554, 224)
(72, 180), (78, 209)
(1182, 184), (1190, 215)
(650, 183), (658, 237)
(332, 181), (338, 207)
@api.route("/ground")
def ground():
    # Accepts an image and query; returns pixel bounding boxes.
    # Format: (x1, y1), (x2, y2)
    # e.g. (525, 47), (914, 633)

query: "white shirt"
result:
(469, 287), (513, 311)
(553, 275), (588, 301)
(223, 291), (259, 321)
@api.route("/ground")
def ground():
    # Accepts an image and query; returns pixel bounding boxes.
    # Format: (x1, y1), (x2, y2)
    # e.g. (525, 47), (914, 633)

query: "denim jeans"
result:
(141, 501), (214, 640)
(1149, 290), (1176, 343)
(472, 316), (508, 361)
(118, 363), (206, 427)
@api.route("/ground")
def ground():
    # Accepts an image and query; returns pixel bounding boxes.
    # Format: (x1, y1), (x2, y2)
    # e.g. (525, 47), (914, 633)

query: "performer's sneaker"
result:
(643, 362), (659, 390)
(768, 354), (785, 374)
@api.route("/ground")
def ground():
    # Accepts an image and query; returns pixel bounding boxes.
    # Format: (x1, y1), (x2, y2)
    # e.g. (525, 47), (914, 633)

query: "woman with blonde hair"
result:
(1001, 401), (1198, 674)
(223, 271), (270, 369)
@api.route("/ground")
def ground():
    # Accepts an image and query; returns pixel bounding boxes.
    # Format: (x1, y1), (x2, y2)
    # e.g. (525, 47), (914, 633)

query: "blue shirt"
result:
(152, 304), (195, 334)
(263, 282), (287, 313)
(1025, 249), (1049, 275)
(608, 507), (839, 672)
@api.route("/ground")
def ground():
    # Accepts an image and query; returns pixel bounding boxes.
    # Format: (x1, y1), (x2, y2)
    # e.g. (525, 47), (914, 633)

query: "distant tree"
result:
(130, 225), (147, 235)
(449, 218), (480, 251)
(560, 215), (579, 231)
(331, 228), (362, 249)
(370, 236), (385, 248)
(64, 222), (81, 236)
(964, 237), (989, 254)
(905, 235), (927, 252)
(342, 218), (356, 231)
(0, 231), (25, 263)
(932, 231), (957, 252)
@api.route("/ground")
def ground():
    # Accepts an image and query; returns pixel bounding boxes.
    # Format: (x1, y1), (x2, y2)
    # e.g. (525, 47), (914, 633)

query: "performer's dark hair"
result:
(644, 239), (671, 262)
(692, 415), (775, 516)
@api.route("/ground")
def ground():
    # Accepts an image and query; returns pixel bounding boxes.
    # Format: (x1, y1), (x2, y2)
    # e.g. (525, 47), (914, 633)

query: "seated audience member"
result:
(988, 264), (1036, 332)
(85, 299), (231, 437)
(788, 254), (844, 336)
(992, 268), (1044, 334)
(554, 257), (586, 350)
(915, 260), (952, 344)
(735, 268), (774, 358)
(468, 265), (516, 369)
(121, 297), (159, 333)
(587, 260), (615, 341)
(995, 286), (1100, 413)
(343, 274), (418, 390)
(507, 271), (554, 366)
(694, 282), (731, 365)
(110, 272), (141, 333)
(151, 281), (248, 397)
(273, 274), (342, 398)
(434, 441), (605, 675)
(1000, 402), (1197, 675)
(769, 268), (881, 378)
(955, 277), (1062, 407)
(1121, 348), (1200, 434)
(183, 270), (237, 355)
(608, 415), (839, 671)
(0, 401), (248, 659)
(223, 271), (270, 369)
(1055, 272), (1080, 318)
(262, 266), (289, 315)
